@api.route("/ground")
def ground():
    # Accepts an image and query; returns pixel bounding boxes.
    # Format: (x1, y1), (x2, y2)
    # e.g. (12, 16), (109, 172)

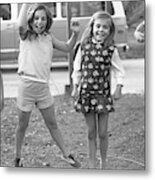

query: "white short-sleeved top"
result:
(18, 33), (53, 83)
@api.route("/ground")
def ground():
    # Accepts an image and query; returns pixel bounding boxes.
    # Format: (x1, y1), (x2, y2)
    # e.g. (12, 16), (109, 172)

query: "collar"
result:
(92, 38), (104, 45)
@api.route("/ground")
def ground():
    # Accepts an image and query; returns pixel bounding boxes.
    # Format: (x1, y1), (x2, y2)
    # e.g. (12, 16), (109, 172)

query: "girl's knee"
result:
(18, 110), (31, 131)
(98, 131), (108, 140)
(46, 120), (58, 130)
(88, 129), (96, 140)
(17, 121), (28, 132)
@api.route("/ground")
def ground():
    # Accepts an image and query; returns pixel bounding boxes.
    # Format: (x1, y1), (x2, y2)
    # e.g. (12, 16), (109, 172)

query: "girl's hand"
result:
(134, 21), (145, 43)
(71, 84), (79, 99)
(134, 31), (144, 43)
(70, 21), (80, 36)
(113, 84), (123, 101)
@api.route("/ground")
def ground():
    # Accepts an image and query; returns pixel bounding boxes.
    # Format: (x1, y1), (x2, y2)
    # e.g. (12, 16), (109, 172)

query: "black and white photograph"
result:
(0, 0), (147, 175)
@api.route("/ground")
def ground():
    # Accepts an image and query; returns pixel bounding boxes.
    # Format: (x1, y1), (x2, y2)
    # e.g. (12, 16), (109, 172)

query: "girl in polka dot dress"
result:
(71, 11), (125, 169)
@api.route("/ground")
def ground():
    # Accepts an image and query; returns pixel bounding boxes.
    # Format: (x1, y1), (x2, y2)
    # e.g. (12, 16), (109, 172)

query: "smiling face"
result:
(32, 9), (47, 34)
(93, 18), (110, 43)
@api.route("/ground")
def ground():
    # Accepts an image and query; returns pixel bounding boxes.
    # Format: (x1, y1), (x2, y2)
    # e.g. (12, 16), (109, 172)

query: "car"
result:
(0, 1), (128, 69)
(0, 72), (4, 111)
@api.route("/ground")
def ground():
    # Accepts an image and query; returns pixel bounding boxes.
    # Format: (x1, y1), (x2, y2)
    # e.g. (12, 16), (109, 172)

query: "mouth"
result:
(95, 31), (109, 41)
(36, 26), (44, 30)
(34, 25), (45, 33)
(95, 34), (105, 42)
(96, 32), (105, 38)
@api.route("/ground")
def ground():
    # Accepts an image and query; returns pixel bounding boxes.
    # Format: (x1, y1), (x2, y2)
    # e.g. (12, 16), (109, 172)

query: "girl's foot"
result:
(61, 154), (81, 168)
(15, 158), (23, 167)
(100, 161), (106, 169)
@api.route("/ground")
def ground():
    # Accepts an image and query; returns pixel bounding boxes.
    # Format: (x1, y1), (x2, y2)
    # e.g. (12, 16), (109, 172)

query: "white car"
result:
(0, 1), (128, 69)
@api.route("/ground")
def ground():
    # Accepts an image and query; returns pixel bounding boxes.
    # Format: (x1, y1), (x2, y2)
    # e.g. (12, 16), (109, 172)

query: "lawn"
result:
(1, 93), (145, 170)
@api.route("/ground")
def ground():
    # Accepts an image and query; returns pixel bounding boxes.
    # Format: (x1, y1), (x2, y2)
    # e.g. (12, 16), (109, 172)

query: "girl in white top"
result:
(71, 11), (125, 169)
(15, 3), (80, 168)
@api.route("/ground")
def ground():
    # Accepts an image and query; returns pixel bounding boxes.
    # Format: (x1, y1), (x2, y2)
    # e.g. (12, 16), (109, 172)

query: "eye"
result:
(96, 24), (101, 29)
(41, 16), (46, 21)
(34, 16), (39, 20)
(103, 25), (109, 30)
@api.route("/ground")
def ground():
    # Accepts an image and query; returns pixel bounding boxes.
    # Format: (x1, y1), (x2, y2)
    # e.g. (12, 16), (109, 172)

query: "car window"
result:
(0, 4), (11, 20)
(61, 1), (114, 18)
(42, 2), (57, 18)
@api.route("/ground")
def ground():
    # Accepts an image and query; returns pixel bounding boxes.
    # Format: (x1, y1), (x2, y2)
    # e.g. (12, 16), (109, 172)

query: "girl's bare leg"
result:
(85, 112), (97, 169)
(16, 109), (31, 159)
(39, 105), (69, 157)
(98, 112), (109, 169)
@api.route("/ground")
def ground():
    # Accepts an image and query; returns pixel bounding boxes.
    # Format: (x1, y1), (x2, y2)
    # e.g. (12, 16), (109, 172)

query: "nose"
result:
(99, 26), (104, 31)
(38, 18), (42, 24)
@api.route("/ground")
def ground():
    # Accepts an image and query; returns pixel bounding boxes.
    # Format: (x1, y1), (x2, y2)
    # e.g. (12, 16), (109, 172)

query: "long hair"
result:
(81, 11), (115, 48)
(26, 4), (53, 40)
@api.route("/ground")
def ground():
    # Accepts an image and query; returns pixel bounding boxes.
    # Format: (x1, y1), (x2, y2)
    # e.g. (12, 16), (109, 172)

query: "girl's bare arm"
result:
(111, 48), (125, 100)
(17, 4), (30, 39)
(52, 21), (80, 52)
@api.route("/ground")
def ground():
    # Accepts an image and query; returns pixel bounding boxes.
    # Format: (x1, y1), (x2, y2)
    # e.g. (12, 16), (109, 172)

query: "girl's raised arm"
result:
(52, 21), (80, 52)
(52, 33), (78, 52)
(18, 4), (30, 39)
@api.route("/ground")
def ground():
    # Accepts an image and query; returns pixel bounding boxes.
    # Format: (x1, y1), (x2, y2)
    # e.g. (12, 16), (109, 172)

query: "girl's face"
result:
(93, 18), (110, 43)
(32, 9), (47, 34)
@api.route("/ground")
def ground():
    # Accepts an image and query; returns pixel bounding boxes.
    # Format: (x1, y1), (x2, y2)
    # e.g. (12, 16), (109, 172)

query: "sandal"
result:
(15, 158), (23, 167)
(61, 154), (81, 168)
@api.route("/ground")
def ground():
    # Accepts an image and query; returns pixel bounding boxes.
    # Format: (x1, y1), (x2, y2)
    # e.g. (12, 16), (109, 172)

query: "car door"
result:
(0, 3), (19, 61)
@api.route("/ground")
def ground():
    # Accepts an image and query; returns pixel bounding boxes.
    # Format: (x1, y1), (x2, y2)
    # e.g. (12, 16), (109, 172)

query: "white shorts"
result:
(17, 78), (54, 112)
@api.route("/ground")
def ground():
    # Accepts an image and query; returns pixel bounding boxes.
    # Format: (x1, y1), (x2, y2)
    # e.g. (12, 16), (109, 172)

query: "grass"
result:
(1, 93), (145, 169)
